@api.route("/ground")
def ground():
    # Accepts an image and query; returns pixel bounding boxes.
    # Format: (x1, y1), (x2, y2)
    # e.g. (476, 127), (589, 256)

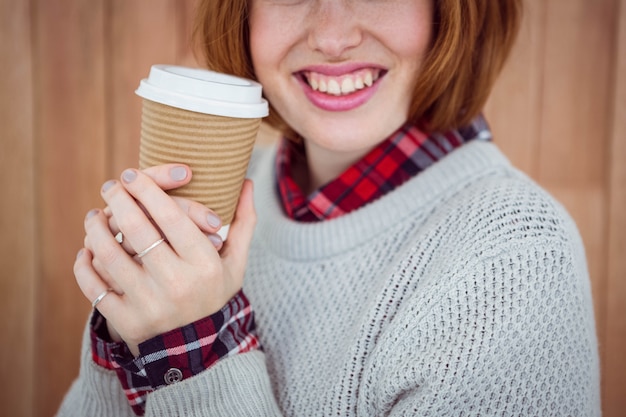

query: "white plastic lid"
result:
(135, 65), (268, 118)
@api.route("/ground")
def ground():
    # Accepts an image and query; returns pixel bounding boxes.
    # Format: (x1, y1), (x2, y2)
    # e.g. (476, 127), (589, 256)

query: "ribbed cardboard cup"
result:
(136, 65), (268, 238)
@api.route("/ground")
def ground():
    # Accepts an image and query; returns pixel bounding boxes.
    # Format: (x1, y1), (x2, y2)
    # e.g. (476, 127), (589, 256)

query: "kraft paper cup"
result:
(135, 65), (268, 239)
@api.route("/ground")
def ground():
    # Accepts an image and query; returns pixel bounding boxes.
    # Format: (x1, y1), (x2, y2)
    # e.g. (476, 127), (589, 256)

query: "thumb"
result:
(221, 179), (257, 282)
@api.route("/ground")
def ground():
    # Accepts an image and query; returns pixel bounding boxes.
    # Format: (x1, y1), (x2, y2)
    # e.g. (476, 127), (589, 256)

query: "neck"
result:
(301, 141), (371, 194)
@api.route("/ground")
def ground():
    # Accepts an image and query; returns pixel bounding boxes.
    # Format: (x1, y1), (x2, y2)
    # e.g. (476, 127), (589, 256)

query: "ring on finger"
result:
(137, 238), (166, 259)
(114, 231), (124, 244)
(92, 288), (113, 308)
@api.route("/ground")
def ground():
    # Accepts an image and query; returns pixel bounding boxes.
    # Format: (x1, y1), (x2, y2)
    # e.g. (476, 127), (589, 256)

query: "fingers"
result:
(106, 215), (136, 255)
(221, 179), (257, 282)
(111, 169), (219, 263)
(84, 208), (144, 293)
(171, 196), (223, 235)
(74, 248), (137, 354)
(106, 195), (224, 255)
(171, 196), (224, 250)
(74, 248), (123, 312)
(91, 257), (125, 295)
(141, 164), (192, 191)
(100, 176), (173, 264)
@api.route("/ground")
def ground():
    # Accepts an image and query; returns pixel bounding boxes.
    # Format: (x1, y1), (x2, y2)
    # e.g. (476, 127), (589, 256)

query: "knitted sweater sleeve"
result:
(56, 319), (137, 417)
(57, 319), (282, 416)
(142, 351), (282, 416)
(359, 185), (601, 416)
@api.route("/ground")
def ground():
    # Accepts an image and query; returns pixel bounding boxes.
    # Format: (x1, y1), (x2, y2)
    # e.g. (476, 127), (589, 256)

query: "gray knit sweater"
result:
(58, 141), (601, 416)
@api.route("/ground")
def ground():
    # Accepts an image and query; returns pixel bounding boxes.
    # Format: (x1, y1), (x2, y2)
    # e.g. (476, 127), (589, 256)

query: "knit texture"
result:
(57, 141), (600, 416)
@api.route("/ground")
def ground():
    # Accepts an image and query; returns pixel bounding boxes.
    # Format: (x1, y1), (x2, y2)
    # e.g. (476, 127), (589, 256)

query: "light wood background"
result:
(1, 0), (624, 416)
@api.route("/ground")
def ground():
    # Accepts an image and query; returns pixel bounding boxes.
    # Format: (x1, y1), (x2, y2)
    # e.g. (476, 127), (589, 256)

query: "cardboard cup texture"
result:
(135, 65), (268, 231)
(138, 99), (261, 226)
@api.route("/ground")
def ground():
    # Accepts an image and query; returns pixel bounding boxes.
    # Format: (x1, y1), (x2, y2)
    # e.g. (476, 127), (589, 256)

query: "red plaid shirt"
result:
(91, 115), (490, 415)
(277, 115), (491, 221)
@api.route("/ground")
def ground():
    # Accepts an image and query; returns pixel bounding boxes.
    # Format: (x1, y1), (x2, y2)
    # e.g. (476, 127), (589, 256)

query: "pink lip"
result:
(295, 63), (386, 112)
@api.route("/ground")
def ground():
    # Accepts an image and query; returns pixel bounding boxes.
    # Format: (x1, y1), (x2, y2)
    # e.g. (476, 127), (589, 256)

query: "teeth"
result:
(305, 69), (380, 96)
(318, 78), (327, 93)
(364, 71), (373, 87)
(327, 79), (341, 95)
(341, 78), (355, 94)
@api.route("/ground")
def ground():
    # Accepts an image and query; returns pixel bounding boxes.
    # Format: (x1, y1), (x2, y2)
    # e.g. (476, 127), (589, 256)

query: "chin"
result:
(303, 130), (382, 154)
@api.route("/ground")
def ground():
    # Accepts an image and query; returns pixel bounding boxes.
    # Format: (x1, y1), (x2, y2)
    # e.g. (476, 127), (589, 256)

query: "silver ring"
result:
(136, 238), (166, 258)
(114, 231), (124, 244)
(92, 288), (113, 308)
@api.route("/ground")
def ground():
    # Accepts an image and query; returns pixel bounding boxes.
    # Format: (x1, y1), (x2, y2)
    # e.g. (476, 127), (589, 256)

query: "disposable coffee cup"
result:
(136, 65), (268, 239)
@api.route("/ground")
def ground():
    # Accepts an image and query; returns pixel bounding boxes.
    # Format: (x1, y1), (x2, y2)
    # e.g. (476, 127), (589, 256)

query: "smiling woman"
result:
(195, 0), (521, 136)
(55, 0), (603, 416)
(249, 0), (434, 186)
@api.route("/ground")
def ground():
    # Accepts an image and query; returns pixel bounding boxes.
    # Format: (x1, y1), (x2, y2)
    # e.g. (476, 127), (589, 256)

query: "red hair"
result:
(194, 0), (522, 134)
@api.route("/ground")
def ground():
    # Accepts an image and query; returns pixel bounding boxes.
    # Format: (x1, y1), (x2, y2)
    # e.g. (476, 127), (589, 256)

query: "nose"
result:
(307, 0), (363, 58)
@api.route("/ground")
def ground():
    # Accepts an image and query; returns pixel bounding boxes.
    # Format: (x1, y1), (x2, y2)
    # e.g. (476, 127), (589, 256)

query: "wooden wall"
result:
(1, 0), (624, 416)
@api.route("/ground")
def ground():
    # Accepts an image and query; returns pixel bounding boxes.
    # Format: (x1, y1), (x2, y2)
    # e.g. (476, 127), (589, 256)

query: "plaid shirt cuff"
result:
(90, 290), (260, 416)
(90, 312), (151, 415)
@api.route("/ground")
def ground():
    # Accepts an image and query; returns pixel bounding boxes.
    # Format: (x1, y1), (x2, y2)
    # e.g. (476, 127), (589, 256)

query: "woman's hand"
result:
(102, 170), (226, 256)
(74, 165), (256, 355)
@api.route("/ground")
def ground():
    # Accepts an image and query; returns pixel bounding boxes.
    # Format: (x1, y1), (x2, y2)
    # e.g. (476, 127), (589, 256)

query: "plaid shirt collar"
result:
(276, 115), (491, 222)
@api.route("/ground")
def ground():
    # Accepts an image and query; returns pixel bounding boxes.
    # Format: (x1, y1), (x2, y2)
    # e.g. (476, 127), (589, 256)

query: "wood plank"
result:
(176, 0), (200, 67)
(539, 0), (617, 185)
(604, 0), (626, 414)
(11, 1), (620, 416)
(33, 0), (107, 415)
(0, 1), (36, 416)
(108, 0), (192, 176)
(547, 185), (607, 346)
(539, 2), (619, 413)
(107, 0), (175, 174)
(485, 0), (546, 178)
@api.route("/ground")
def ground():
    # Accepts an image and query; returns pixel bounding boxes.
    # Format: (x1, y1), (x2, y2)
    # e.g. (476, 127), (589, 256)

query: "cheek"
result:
(380, 2), (433, 63)
(248, 4), (307, 76)
(393, 17), (432, 60)
(249, 29), (285, 91)
(248, 25), (297, 104)
(248, 26), (265, 76)
(249, 42), (275, 96)
(248, 7), (273, 75)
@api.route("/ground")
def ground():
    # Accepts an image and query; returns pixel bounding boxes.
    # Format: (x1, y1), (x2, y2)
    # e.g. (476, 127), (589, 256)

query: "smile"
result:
(301, 68), (383, 96)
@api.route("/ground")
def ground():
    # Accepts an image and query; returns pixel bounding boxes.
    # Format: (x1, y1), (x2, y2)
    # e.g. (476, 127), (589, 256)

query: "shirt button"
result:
(164, 368), (183, 385)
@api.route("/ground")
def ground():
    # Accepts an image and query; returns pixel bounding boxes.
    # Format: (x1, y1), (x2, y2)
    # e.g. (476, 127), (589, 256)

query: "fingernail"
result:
(208, 234), (222, 248)
(86, 209), (99, 219)
(122, 169), (137, 183)
(170, 166), (188, 181)
(207, 212), (221, 228)
(101, 180), (116, 193)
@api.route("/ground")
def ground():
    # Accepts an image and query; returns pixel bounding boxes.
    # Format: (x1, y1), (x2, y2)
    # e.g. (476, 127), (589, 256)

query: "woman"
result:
(58, 1), (601, 415)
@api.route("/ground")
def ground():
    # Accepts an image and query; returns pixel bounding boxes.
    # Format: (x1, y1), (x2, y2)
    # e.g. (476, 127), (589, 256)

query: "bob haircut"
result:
(193, 0), (523, 136)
